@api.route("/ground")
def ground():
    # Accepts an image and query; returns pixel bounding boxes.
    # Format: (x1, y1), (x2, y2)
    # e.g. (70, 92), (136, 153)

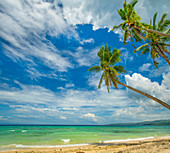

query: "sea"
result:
(0, 125), (170, 151)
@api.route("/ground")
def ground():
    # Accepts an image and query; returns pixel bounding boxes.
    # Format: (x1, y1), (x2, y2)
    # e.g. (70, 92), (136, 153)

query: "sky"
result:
(0, 0), (170, 125)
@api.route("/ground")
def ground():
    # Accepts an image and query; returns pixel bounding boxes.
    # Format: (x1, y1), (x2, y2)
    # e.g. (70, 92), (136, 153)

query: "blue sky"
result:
(0, 0), (170, 125)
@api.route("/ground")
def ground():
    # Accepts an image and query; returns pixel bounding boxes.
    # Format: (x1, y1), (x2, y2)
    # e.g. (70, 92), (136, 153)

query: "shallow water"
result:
(0, 125), (169, 150)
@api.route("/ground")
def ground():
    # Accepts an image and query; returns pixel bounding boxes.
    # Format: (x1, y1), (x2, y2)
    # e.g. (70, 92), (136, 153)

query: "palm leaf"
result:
(153, 12), (158, 30)
(158, 13), (168, 30)
(112, 23), (123, 31)
(130, 0), (138, 7)
(141, 45), (150, 55)
(114, 66), (127, 73)
(124, 28), (128, 45)
(153, 60), (159, 69)
(98, 72), (104, 89)
(133, 43), (149, 53)
(110, 67), (119, 75)
(88, 66), (102, 72)
(117, 9), (126, 20)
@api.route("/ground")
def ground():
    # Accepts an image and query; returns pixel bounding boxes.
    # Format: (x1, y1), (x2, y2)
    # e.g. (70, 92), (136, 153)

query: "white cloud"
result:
(1, 72), (170, 124)
(60, 116), (67, 120)
(0, 0), (74, 73)
(60, 0), (170, 31)
(82, 113), (97, 122)
(125, 73), (170, 108)
(65, 83), (75, 88)
(66, 46), (99, 67)
(139, 63), (151, 72)
(80, 38), (94, 44)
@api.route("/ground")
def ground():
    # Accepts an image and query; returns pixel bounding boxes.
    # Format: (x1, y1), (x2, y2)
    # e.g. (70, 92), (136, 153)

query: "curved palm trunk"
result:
(117, 81), (170, 110)
(133, 26), (170, 38)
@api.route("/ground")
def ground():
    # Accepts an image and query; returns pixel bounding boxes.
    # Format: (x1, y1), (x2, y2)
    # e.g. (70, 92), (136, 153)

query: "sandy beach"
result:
(1, 137), (170, 153)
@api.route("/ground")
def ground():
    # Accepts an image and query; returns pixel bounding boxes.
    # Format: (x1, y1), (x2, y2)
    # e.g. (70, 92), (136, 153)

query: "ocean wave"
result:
(101, 136), (155, 143)
(1, 136), (170, 149)
(8, 130), (15, 132)
(61, 139), (70, 143)
(4, 143), (89, 149)
(21, 130), (27, 133)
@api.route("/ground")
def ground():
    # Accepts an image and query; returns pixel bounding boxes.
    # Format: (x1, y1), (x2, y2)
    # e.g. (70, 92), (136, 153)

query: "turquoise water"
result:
(0, 125), (169, 150)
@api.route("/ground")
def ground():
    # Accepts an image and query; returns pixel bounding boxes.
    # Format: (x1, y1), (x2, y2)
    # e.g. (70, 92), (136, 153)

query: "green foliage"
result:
(135, 12), (170, 67)
(113, 0), (170, 66)
(130, 0), (138, 7)
(88, 44), (126, 92)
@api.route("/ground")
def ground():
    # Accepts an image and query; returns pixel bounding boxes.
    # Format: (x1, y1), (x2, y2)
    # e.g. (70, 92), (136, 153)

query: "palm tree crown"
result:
(112, 0), (144, 46)
(88, 44), (126, 92)
(134, 12), (170, 67)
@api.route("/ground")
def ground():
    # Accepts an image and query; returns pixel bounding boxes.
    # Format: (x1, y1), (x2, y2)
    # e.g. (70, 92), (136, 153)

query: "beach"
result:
(1, 137), (170, 153)
(0, 125), (170, 152)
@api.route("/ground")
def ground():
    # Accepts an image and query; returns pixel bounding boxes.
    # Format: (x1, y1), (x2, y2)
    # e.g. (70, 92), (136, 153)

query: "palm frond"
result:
(112, 23), (123, 31)
(133, 43), (149, 53)
(98, 72), (104, 89)
(158, 13), (168, 30)
(110, 67), (119, 75)
(141, 45), (150, 55)
(114, 66), (127, 73)
(117, 8), (126, 20)
(153, 12), (158, 30)
(88, 66), (102, 72)
(153, 60), (159, 69)
(130, 0), (138, 7)
(161, 20), (170, 31)
(124, 29), (128, 45)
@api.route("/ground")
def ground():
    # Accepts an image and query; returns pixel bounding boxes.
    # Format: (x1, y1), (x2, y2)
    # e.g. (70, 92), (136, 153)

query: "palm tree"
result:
(112, 0), (170, 43)
(112, 0), (144, 46)
(89, 44), (170, 110)
(134, 12), (170, 66)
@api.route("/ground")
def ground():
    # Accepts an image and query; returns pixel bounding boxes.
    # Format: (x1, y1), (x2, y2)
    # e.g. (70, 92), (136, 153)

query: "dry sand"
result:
(1, 137), (170, 153)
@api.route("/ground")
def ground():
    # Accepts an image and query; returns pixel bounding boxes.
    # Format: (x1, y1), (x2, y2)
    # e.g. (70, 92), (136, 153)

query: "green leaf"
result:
(98, 72), (104, 89)
(154, 60), (159, 69)
(153, 12), (158, 30)
(133, 43), (149, 53)
(117, 9), (126, 20)
(124, 29), (128, 45)
(88, 66), (102, 72)
(158, 13), (168, 30)
(112, 23), (123, 31)
(130, 0), (138, 7)
(114, 66), (127, 73)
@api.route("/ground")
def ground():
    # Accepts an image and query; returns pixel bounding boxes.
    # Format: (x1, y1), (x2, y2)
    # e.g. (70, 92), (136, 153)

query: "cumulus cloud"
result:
(60, 0), (170, 31)
(0, 76), (170, 124)
(125, 73), (170, 108)
(82, 113), (97, 122)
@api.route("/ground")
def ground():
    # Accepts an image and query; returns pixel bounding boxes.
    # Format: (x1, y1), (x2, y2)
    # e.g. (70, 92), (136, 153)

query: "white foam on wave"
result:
(101, 136), (155, 143)
(21, 130), (27, 133)
(6, 143), (89, 149)
(9, 130), (15, 132)
(61, 139), (70, 143)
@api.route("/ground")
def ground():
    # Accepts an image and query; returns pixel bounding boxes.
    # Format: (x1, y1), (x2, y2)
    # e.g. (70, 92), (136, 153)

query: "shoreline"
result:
(1, 136), (170, 153)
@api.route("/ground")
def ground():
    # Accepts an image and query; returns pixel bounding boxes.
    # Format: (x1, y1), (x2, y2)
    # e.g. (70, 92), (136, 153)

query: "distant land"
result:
(107, 120), (170, 126)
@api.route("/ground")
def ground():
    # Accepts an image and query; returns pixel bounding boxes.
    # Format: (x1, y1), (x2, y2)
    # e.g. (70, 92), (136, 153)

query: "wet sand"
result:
(1, 137), (170, 153)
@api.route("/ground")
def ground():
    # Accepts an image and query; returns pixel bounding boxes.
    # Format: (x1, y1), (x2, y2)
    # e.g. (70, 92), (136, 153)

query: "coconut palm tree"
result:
(133, 12), (170, 66)
(89, 44), (170, 109)
(112, 0), (170, 44)
(112, 0), (144, 46)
